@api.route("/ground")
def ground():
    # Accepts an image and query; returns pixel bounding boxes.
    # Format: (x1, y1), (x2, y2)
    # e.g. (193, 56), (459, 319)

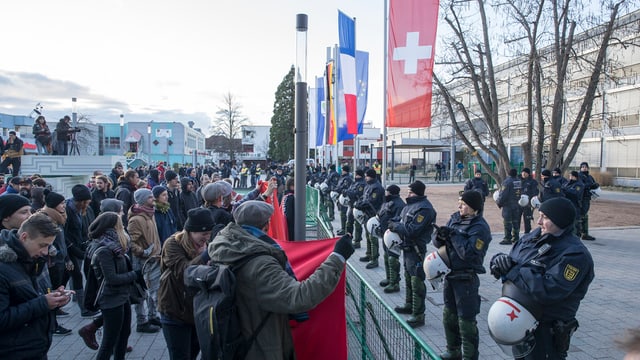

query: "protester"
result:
(32, 115), (52, 155)
(0, 193), (32, 230)
(0, 213), (71, 359)
(0, 131), (24, 176)
(91, 174), (116, 216)
(207, 200), (354, 359)
(153, 185), (177, 246)
(158, 208), (213, 359)
(88, 212), (140, 360)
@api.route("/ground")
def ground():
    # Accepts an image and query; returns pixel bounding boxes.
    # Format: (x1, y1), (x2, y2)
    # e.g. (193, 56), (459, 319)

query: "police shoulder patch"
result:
(416, 214), (424, 223)
(555, 188), (561, 193)
(475, 238), (484, 250)
(372, 193), (377, 198)
(563, 264), (579, 281)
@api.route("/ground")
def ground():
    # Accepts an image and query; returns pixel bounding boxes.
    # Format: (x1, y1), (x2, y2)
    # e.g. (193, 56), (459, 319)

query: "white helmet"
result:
(314, 183), (321, 189)
(518, 194), (530, 207)
(423, 247), (451, 290)
(353, 208), (367, 225)
(590, 187), (602, 199)
(330, 191), (339, 202)
(366, 216), (380, 237)
(338, 194), (350, 207)
(530, 196), (541, 209)
(319, 183), (329, 193)
(488, 282), (541, 358)
(383, 230), (402, 256)
(493, 190), (500, 202)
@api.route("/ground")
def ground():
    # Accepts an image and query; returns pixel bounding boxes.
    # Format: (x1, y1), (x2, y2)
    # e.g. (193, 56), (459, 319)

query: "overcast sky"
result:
(0, 0), (386, 133)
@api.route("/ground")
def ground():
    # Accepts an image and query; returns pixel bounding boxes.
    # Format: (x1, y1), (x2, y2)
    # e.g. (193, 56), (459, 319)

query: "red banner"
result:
(277, 238), (347, 360)
(386, 0), (439, 128)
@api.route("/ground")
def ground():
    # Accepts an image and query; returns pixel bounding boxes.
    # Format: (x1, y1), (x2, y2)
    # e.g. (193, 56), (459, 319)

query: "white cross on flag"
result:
(386, 0), (439, 128)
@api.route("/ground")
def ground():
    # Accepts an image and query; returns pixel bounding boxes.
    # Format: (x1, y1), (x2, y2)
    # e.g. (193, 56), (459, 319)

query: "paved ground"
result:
(49, 183), (640, 359)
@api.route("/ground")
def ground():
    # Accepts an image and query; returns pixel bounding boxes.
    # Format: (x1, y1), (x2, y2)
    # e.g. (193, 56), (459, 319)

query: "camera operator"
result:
(55, 116), (73, 155)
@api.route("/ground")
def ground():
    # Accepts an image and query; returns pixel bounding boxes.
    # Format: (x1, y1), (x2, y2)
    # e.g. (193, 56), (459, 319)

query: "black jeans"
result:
(97, 303), (131, 360)
(162, 319), (200, 360)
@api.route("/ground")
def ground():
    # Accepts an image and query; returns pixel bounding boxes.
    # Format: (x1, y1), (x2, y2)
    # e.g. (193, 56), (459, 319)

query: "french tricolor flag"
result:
(338, 10), (357, 135)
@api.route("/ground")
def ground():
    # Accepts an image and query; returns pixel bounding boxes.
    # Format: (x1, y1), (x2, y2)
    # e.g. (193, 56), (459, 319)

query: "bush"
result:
(591, 170), (613, 187)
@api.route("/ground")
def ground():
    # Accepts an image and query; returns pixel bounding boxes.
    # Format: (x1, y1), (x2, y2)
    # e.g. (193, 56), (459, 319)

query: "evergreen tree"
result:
(268, 66), (295, 162)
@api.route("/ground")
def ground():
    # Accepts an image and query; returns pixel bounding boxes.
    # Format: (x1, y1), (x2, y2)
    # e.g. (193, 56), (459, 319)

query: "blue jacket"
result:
(504, 227), (594, 322)
(376, 194), (405, 236)
(390, 195), (437, 254)
(440, 212), (492, 274)
(0, 231), (55, 359)
(496, 175), (522, 209)
(154, 207), (177, 245)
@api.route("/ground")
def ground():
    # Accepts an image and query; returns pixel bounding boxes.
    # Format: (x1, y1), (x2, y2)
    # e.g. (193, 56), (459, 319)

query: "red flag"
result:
(277, 238), (347, 360)
(258, 180), (289, 241)
(386, 0), (439, 128)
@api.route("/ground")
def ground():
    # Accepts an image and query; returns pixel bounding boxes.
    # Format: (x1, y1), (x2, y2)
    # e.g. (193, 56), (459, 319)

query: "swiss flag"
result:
(386, 0), (440, 128)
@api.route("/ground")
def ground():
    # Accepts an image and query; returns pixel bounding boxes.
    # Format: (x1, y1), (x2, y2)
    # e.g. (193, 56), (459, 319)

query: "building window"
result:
(104, 137), (121, 149)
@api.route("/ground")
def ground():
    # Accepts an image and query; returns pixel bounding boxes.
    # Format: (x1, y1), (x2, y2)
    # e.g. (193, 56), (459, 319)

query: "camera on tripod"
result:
(69, 127), (81, 133)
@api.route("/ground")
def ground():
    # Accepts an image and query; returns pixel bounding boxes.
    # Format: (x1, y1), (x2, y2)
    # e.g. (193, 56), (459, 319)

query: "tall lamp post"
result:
(147, 121), (152, 159)
(294, 13), (308, 241)
(120, 114), (125, 153)
(71, 97), (78, 127)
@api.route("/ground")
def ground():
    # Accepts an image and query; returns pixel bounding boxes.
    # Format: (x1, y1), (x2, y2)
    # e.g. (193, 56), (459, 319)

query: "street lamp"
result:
(294, 13), (308, 241)
(71, 97), (78, 127)
(120, 114), (125, 153)
(147, 121), (152, 156)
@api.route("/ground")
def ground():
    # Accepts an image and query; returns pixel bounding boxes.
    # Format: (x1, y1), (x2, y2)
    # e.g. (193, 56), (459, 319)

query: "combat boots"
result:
(441, 307), (462, 360)
(394, 273), (413, 314)
(383, 256), (400, 293)
(459, 318), (479, 360)
(379, 253), (390, 287)
(365, 233), (379, 269)
(406, 276), (426, 328)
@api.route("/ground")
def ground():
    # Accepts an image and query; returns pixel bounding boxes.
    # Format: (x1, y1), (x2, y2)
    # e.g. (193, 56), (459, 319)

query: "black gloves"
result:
(490, 253), (513, 279)
(388, 222), (398, 232)
(333, 234), (355, 260)
(434, 226), (453, 247)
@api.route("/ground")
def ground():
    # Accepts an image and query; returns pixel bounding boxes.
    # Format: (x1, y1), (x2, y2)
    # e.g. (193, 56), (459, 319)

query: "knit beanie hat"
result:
(342, 165), (351, 173)
(0, 194), (31, 220)
(152, 185), (167, 199)
(183, 208), (216, 232)
(509, 169), (518, 177)
(100, 199), (124, 213)
(386, 184), (401, 195)
(408, 181), (426, 196)
(541, 169), (552, 177)
(355, 169), (365, 177)
(539, 197), (576, 229)
(460, 190), (483, 212)
(44, 189), (66, 208)
(72, 184), (91, 201)
(580, 162), (589, 169)
(88, 212), (119, 239)
(522, 168), (531, 175)
(365, 169), (377, 178)
(570, 171), (580, 178)
(134, 188), (153, 205)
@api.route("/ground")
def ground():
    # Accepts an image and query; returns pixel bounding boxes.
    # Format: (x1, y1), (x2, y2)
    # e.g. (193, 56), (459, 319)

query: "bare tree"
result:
(211, 92), (249, 162)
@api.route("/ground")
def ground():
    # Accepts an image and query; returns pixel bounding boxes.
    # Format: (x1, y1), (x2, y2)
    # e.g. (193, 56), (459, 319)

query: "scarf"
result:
(154, 201), (171, 214)
(131, 204), (155, 216)
(98, 229), (126, 256)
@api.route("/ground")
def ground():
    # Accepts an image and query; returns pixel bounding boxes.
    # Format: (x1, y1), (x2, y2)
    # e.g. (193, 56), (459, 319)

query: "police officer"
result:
(344, 169), (366, 248)
(552, 167), (569, 187)
(540, 169), (564, 202)
(520, 168), (539, 234)
(497, 169), (523, 245)
(489, 197), (594, 359)
(377, 184), (405, 293)
(463, 169), (489, 201)
(578, 162), (599, 241)
(563, 171), (584, 235)
(323, 164), (340, 221)
(335, 165), (354, 235)
(388, 180), (437, 328)
(434, 190), (491, 360)
(354, 169), (384, 269)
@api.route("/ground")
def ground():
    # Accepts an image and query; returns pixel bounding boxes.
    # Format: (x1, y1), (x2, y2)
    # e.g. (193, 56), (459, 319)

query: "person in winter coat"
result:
(158, 208), (212, 359)
(127, 189), (162, 333)
(433, 191), (492, 360)
(32, 115), (52, 155)
(152, 186), (176, 246)
(208, 201), (355, 360)
(88, 212), (141, 360)
(0, 213), (70, 359)
(115, 169), (140, 224)
(179, 177), (199, 222)
(91, 175), (116, 217)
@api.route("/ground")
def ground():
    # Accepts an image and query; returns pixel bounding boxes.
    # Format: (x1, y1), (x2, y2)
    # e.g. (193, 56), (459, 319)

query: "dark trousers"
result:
(57, 140), (68, 155)
(162, 320), (200, 360)
(49, 263), (67, 289)
(0, 157), (21, 176)
(68, 256), (84, 290)
(517, 323), (566, 360)
(97, 303), (132, 360)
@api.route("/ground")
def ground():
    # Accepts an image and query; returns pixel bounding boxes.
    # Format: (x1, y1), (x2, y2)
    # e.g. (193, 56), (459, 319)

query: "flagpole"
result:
(353, 16), (358, 173)
(334, 44), (339, 168)
(382, 0), (389, 188)
(325, 46), (332, 168)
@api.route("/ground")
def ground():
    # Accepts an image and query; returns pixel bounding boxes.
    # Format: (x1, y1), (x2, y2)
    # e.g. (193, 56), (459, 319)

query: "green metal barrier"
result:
(306, 186), (333, 239)
(345, 263), (441, 360)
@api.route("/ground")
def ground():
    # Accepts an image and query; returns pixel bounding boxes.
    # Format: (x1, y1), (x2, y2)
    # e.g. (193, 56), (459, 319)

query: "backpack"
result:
(184, 254), (272, 360)
(83, 245), (110, 312)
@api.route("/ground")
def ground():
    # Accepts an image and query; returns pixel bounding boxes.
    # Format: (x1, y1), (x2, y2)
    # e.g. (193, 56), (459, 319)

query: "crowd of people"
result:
(0, 156), (623, 360)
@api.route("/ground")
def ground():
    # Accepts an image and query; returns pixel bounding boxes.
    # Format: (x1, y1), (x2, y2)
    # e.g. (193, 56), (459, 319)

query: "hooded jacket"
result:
(179, 178), (199, 221)
(0, 230), (55, 359)
(127, 205), (161, 259)
(208, 223), (344, 360)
